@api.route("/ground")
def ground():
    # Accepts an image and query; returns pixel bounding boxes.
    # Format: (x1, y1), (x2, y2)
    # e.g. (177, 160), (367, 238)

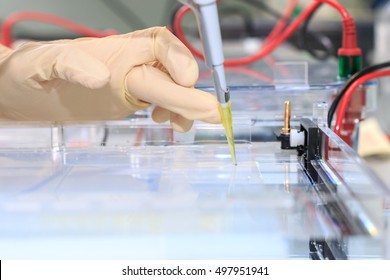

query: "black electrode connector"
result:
(276, 132), (293, 150)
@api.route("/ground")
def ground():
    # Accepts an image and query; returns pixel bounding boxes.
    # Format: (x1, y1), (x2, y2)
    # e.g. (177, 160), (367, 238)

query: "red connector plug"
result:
(337, 17), (362, 79)
(317, 0), (362, 77)
(338, 17), (361, 57)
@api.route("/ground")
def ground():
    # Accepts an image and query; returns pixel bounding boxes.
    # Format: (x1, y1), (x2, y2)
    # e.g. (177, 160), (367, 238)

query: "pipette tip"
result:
(219, 102), (237, 166)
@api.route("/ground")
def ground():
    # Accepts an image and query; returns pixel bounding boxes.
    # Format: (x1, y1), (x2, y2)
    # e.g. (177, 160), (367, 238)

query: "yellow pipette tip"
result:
(219, 102), (237, 165)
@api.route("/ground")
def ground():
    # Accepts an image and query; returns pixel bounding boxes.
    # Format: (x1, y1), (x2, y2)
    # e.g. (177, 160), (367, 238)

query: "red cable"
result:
(174, 0), (358, 66)
(1, 11), (118, 47)
(226, 67), (273, 83)
(263, 0), (298, 45)
(175, 1), (320, 66)
(199, 67), (273, 83)
(334, 70), (390, 136)
(320, 0), (350, 18)
(181, 0), (297, 79)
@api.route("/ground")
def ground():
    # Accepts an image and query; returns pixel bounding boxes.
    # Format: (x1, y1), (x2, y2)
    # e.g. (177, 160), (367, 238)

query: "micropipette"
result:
(178, 0), (236, 164)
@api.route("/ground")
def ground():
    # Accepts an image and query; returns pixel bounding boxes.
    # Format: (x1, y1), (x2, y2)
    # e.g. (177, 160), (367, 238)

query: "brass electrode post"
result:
(281, 101), (291, 134)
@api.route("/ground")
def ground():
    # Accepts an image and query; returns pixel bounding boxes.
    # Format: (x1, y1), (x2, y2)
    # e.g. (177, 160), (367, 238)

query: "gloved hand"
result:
(0, 27), (220, 132)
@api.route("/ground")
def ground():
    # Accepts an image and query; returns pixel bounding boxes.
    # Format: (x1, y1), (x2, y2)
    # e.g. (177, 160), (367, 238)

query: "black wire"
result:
(100, 0), (148, 30)
(170, 0), (282, 36)
(240, 0), (334, 60)
(298, 3), (334, 60)
(170, 0), (334, 60)
(327, 61), (390, 128)
(171, 2), (256, 39)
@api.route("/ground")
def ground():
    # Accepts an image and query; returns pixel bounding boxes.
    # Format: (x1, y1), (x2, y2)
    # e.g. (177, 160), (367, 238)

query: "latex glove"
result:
(0, 27), (220, 132)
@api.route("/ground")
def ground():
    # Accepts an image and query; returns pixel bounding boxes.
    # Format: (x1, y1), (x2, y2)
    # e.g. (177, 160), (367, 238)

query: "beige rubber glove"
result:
(0, 27), (220, 132)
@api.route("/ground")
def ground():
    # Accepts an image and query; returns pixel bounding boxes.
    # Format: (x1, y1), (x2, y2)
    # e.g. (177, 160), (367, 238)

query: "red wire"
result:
(226, 67), (274, 83)
(199, 66), (273, 83)
(1, 11), (118, 47)
(174, 0), (356, 66)
(319, 0), (350, 19)
(181, 0), (297, 79)
(175, 1), (320, 66)
(334, 70), (390, 136)
(263, 0), (298, 45)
